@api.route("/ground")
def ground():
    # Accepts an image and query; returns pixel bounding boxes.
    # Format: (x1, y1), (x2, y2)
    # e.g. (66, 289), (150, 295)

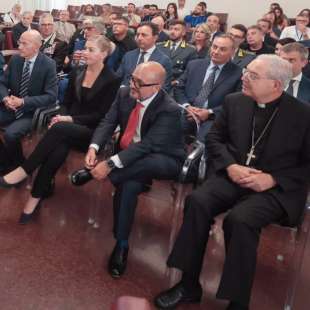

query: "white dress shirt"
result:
(90, 92), (158, 168)
(280, 26), (310, 41)
(285, 72), (302, 98)
(137, 45), (156, 64)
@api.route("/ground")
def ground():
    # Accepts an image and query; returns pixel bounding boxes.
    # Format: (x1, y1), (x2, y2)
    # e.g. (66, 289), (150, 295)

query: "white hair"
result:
(256, 54), (293, 89)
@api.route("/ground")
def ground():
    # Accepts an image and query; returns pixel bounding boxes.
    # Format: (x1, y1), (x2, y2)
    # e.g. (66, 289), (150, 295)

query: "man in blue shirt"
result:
(184, 3), (207, 31)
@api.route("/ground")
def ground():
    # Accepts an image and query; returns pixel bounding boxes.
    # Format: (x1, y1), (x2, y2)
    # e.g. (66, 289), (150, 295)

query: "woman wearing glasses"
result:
(0, 35), (120, 224)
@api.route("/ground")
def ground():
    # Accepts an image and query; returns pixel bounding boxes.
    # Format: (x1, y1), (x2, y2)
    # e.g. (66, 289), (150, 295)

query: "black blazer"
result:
(91, 87), (186, 166)
(12, 22), (38, 48)
(207, 92), (310, 226)
(175, 58), (242, 114)
(40, 37), (68, 72)
(62, 65), (121, 129)
(0, 52), (58, 115)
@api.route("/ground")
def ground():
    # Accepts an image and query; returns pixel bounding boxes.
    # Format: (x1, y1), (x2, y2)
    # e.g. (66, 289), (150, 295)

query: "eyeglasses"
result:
(40, 23), (54, 27)
(130, 75), (159, 88)
(242, 68), (270, 81)
(296, 19), (308, 23)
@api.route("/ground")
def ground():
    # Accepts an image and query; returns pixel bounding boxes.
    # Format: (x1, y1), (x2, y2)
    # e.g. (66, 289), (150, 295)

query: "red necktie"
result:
(120, 101), (144, 149)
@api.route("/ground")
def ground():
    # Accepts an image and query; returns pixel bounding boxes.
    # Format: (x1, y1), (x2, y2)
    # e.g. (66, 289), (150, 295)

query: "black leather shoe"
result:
(108, 245), (129, 278)
(70, 168), (93, 186)
(154, 282), (202, 309)
(18, 201), (42, 225)
(226, 301), (249, 310)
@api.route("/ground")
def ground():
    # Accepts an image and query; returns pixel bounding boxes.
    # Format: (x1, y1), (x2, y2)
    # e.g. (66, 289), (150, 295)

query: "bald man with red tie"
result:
(74, 61), (186, 278)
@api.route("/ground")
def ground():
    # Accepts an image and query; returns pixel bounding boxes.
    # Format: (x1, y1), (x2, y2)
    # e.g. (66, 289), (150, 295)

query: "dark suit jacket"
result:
(174, 58), (242, 114)
(0, 53), (58, 116)
(12, 22), (38, 48)
(62, 65), (121, 129)
(264, 34), (278, 47)
(40, 36), (68, 72)
(207, 92), (310, 226)
(116, 47), (173, 91)
(157, 31), (170, 43)
(91, 87), (186, 167)
(232, 48), (256, 69)
(0, 52), (4, 76)
(157, 40), (198, 80)
(297, 75), (310, 104)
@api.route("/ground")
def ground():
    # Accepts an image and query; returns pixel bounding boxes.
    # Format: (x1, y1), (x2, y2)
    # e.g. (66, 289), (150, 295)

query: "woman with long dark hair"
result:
(165, 3), (178, 29)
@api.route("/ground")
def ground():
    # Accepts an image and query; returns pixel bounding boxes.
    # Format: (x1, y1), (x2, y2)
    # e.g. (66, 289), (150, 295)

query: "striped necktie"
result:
(19, 60), (31, 98)
(194, 65), (219, 108)
(16, 60), (31, 119)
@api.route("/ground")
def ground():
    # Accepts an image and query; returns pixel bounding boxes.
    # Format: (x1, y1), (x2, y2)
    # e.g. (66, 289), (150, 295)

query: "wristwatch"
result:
(106, 158), (116, 170)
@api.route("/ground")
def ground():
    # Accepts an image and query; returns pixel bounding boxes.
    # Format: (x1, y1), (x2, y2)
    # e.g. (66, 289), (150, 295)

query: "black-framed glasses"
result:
(129, 75), (159, 89)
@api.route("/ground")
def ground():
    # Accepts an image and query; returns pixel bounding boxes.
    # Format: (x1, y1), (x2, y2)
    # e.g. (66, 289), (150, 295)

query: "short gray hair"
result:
(92, 22), (106, 35)
(22, 11), (33, 18)
(281, 42), (309, 60)
(39, 13), (54, 25)
(256, 54), (293, 89)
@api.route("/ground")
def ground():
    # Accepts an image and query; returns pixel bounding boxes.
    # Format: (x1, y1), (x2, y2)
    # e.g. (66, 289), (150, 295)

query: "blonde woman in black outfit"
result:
(0, 35), (120, 224)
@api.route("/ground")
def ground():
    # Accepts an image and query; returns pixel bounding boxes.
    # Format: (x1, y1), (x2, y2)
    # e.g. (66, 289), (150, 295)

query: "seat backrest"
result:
(5, 31), (14, 50)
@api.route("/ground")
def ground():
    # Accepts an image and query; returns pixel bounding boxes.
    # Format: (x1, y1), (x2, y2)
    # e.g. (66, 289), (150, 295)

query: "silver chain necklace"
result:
(245, 107), (279, 166)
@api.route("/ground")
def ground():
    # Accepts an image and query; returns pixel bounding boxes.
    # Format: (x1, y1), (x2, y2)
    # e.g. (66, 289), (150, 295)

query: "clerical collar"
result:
(255, 95), (282, 109)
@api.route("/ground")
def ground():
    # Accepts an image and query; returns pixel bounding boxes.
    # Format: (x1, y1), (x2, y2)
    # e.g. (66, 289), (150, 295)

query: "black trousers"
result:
(22, 122), (93, 198)
(167, 173), (287, 307)
(108, 153), (182, 241)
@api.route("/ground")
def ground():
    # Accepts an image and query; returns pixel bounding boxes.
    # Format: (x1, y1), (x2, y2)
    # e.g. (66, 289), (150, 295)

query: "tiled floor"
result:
(0, 152), (309, 310)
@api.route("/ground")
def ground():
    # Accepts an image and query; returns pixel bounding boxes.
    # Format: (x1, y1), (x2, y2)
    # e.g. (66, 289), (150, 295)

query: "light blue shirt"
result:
(201, 61), (225, 108)
(23, 53), (38, 76)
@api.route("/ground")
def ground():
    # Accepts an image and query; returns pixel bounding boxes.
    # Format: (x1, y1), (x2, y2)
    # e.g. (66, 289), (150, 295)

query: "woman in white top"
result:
(3, 4), (21, 25)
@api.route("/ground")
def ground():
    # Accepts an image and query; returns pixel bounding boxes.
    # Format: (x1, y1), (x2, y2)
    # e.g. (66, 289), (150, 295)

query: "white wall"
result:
(1, 0), (309, 27)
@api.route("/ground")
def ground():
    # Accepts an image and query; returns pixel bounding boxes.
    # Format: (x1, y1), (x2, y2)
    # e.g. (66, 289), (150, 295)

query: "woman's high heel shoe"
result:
(18, 201), (42, 225)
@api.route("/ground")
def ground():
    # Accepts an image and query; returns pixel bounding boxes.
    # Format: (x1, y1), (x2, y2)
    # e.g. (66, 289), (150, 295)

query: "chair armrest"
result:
(179, 140), (205, 184)
(31, 102), (60, 133)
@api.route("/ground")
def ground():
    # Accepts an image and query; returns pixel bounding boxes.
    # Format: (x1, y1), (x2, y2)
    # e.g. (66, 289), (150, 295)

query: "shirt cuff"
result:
(89, 143), (99, 152)
(110, 154), (124, 168)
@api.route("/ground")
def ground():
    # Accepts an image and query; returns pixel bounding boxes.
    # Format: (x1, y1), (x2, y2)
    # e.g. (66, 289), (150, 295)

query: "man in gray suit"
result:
(157, 20), (198, 83)
(280, 42), (310, 104)
(117, 22), (173, 91)
(0, 30), (57, 171)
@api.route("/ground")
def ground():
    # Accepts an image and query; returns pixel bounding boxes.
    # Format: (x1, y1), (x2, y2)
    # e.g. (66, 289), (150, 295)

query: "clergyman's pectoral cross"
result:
(246, 146), (256, 166)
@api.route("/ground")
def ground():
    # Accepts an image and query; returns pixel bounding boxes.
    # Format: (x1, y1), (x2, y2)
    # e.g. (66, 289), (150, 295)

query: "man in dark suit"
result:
(280, 42), (310, 104)
(154, 55), (310, 310)
(157, 20), (198, 83)
(0, 30), (57, 171)
(12, 11), (36, 48)
(227, 24), (256, 68)
(117, 22), (173, 91)
(174, 34), (242, 141)
(39, 13), (68, 73)
(84, 62), (185, 278)
(151, 15), (169, 43)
